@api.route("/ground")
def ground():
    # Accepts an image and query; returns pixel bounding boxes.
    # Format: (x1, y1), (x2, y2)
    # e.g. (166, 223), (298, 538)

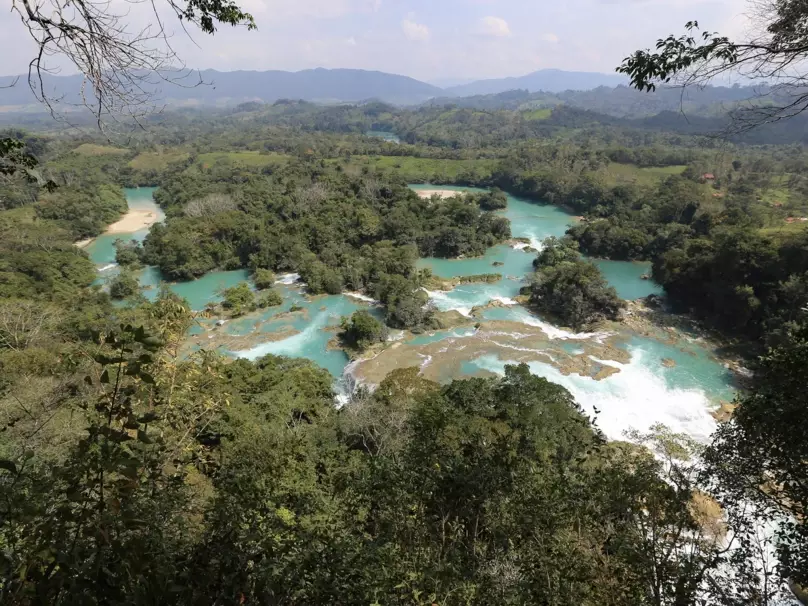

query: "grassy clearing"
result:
(0, 206), (37, 223)
(756, 175), (792, 206)
(522, 108), (552, 121)
(194, 151), (291, 169)
(761, 220), (808, 242)
(336, 155), (496, 181)
(73, 143), (130, 156)
(129, 150), (190, 171)
(601, 163), (687, 186)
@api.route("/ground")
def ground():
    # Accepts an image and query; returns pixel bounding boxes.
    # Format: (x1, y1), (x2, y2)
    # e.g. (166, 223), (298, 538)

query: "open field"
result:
(601, 162), (687, 186)
(756, 175), (793, 207)
(73, 143), (130, 156)
(760, 220), (808, 241)
(195, 151), (291, 169)
(522, 108), (552, 121)
(129, 150), (190, 170)
(336, 155), (496, 181)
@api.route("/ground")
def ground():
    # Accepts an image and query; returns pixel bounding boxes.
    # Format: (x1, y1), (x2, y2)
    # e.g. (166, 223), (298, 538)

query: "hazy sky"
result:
(1, 0), (749, 82)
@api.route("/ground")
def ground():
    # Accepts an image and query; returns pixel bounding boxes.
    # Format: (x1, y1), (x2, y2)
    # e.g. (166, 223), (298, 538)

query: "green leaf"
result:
(0, 459), (18, 474)
(141, 336), (164, 349)
(140, 372), (156, 385)
(138, 412), (160, 423)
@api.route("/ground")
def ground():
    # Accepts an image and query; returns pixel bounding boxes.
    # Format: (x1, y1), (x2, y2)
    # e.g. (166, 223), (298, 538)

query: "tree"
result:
(220, 281), (255, 316)
(478, 188), (508, 210)
(9, 0), (256, 127)
(109, 269), (140, 300)
(252, 268), (276, 290)
(0, 138), (56, 190)
(340, 310), (388, 352)
(0, 309), (231, 603)
(257, 289), (283, 308)
(705, 324), (808, 589)
(114, 239), (142, 267)
(529, 237), (624, 329)
(533, 236), (580, 268)
(0, 300), (59, 351)
(618, 2), (808, 131)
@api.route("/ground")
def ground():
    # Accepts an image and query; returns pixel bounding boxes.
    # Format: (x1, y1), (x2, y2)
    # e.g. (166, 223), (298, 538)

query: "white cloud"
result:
(346, 37), (357, 46)
(478, 16), (511, 37)
(402, 19), (429, 41)
(0, 0), (745, 84)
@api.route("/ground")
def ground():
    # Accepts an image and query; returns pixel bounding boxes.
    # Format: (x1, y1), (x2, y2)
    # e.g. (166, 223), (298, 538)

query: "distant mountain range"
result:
(0, 67), (628, 109)
(444, 69), (627, 96)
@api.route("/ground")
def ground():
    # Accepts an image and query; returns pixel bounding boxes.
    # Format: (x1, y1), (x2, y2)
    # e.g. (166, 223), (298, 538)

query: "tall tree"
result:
(619, 1), (808, 131)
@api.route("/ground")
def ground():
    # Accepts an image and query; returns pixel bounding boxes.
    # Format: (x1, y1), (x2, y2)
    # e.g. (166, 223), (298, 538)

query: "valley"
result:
(2, 85), (806, 605)
(87, 184), (735, 445)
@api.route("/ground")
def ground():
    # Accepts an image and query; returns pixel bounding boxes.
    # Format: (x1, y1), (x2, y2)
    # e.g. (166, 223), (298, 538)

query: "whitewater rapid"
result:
(470, 351), (718, 443)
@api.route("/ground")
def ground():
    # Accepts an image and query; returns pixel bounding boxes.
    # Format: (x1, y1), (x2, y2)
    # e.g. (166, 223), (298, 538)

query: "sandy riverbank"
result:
(106, 209), (160, 234)
(415, 189), (466, 199)
(74, 209), (161, 248)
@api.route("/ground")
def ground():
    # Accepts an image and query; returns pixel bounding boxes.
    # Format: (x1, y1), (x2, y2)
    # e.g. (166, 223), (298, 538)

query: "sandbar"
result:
(415, 189), (465, 199)
(105, 209), (160, 234)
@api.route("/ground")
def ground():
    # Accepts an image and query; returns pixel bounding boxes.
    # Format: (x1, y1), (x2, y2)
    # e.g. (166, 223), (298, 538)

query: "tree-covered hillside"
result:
(1, 96), (807, 603)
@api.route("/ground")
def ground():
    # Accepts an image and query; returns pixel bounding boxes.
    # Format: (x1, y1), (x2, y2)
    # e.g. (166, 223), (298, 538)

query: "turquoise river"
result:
(87, 186), (737, 443)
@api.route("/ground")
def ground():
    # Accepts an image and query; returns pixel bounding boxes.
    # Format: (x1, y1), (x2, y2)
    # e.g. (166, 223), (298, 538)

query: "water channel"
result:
(88, 186), (737, 442)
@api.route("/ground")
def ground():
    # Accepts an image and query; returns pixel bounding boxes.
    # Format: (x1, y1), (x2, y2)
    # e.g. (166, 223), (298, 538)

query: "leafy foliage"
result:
(109, 268), (140, 300)
(220, 282), (256, 316)
(339, 310), (388, 352)
(529, 237), (624, 329)
(252, 268), (276, 290)
(257, 289), (283, 308)
(706, 324), (808, 587)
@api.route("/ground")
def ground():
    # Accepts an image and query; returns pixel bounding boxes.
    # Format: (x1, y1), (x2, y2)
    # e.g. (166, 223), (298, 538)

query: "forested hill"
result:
(1, 92), (808, 603)
(0, 68), (445, 107)
(444, 68), (626, 96)
(0, 66), (775, 115)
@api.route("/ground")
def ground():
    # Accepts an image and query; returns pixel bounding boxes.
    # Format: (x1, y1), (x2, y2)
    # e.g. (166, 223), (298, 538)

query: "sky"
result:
(0, 0), (750, 83)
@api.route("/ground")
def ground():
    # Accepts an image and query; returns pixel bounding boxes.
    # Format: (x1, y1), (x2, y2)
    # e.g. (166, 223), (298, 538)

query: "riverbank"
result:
(621, 298), (752, 379)
(76, 187), (164, 252)
(106, 208), (160, 233)
(415, 189), (467, 199)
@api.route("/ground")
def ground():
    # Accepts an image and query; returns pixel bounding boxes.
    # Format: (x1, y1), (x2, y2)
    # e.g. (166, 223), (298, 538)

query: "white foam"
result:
(503, 308), (612, 341)
(423, 285), (520, 317)
(233, 309), (327, 360)
(274, 273), (300, 285)
(423, 289), (473, 317)
(98, 263), (118, 272)
(344, 291), (378, 304)
(471, 348), (718, 443)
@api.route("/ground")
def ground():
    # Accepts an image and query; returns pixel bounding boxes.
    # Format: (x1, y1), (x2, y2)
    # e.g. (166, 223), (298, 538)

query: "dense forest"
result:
(1, 94), (807, 604)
